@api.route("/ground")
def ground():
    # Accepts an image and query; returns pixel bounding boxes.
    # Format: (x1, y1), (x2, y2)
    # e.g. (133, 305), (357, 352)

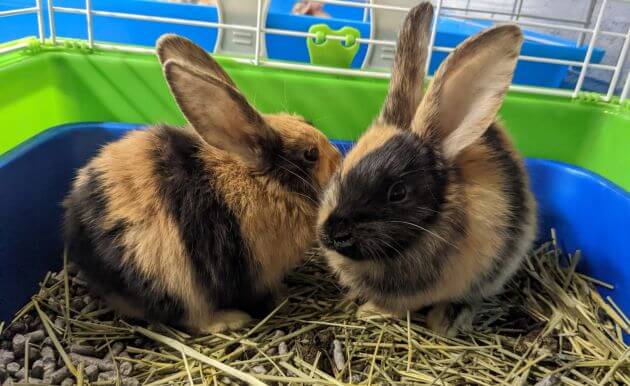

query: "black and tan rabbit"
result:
(63, 34), (341, 333)
(317, 2), (537, 336)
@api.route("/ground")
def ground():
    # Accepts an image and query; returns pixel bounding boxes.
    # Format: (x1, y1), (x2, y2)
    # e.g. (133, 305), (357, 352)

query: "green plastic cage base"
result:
(1, 41), (629, 190)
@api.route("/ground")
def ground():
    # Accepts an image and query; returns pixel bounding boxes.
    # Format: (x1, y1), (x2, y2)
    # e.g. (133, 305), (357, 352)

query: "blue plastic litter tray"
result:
(1, 122), (629, 345)
(0, 0), (605, 89)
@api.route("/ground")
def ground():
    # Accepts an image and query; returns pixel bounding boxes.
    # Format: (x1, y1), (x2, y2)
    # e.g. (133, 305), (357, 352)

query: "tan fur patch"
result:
(316, 173), (340, 240)
(209, 154), (314, 290)
(208, 113), (340, 291)
(341, 125), (398, 176)
(430, 143), (511, 301)
(73, 166), (92, 188)
(478, 126), (537, 296)
(265, 113), (341, 188)
(422, 127), (536, 306)
(199, 310), (252, 333)
(88, 129), (212, 328)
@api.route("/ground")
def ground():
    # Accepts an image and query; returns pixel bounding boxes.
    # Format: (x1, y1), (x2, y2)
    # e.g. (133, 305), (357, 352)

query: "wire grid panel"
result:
(0, 0), (628, 102)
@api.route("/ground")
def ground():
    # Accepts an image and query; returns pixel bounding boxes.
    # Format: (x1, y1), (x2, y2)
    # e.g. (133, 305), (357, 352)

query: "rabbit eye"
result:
(388, 182), (407, 203)
(303, 147), (319, 163)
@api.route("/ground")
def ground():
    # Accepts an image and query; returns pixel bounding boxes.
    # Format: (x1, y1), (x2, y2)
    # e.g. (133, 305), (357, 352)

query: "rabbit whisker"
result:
(277, 155), (320, 192)
(277, 164), (316, 192)
(417, 206), (440, 214)
(424, 180), (437, 202)
(386, 220), (459, 251)
(292, 191), (318, 205)
(366, 239), (387, 261)
(380, 234), (420, 267)
(399, 168), (425, 177)
(275, 165), (318, 204)
(378, 238), (405, 260)
(277, 154), (307, 175)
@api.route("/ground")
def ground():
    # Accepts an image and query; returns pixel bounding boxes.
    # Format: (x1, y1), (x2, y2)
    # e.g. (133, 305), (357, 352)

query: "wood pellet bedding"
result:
(0, 235), (628, 386)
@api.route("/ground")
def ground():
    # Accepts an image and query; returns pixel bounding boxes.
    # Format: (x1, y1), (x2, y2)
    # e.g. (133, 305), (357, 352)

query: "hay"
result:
(1, 234), (628, 385)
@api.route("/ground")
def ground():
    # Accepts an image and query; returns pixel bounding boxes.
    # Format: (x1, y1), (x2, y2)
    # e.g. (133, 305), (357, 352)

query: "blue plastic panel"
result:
(1, 123), (628, 339)
(0, 123), (132, 321)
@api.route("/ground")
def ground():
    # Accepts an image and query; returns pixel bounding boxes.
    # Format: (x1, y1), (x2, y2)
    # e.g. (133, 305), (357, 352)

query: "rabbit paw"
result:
(335, 292), (360, 312)
(356, 301), (398, 320)
(203, 310), (251, 334)
(426, 302), (476, 337)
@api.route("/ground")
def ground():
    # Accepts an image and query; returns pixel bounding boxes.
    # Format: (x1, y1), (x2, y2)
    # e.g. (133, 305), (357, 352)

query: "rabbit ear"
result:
(163, 59), (279, 171)
(412, 25), (523, 160)
(379, 2), (433, 130)
(156, 34), (236, 87)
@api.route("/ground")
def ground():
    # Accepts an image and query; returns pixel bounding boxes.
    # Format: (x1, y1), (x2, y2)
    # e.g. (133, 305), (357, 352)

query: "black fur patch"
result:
(151, 126), (273, 318)
(371, 185), (467, 296)
(445, 302), (467, 321)
(324, 131), (448, 262)
(265, 140), (320, 202)
(63, 169), (186, 324)
(478, 125), (527, 283)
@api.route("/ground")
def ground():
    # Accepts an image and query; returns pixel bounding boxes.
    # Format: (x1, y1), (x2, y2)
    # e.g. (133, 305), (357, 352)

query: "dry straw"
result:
(2, 236), (628, 385)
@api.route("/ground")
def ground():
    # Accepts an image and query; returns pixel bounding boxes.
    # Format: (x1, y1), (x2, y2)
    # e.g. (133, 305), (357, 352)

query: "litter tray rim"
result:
(1, 121), (627, 198)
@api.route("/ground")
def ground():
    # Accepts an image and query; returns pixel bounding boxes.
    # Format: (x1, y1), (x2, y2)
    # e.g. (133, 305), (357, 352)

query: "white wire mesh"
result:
(0, 0), (628, 102)
(572, 0), (607, 98)
(426, 0), (442, 77)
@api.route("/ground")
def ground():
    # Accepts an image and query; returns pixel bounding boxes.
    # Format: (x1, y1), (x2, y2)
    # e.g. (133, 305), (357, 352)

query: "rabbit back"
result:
(63, 126), (279, 330)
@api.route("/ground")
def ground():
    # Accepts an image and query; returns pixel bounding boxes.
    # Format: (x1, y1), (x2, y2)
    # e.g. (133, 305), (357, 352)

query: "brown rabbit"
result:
(63, 34), (341, 333)
(317, 2), (536, 336)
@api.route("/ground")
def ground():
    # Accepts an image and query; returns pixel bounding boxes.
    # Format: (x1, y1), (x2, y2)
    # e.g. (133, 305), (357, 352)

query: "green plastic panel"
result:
(1, 44), (629, 190)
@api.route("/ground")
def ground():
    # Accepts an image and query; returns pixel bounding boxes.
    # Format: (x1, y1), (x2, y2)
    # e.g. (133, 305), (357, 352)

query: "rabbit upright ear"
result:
(379, 2), (433, 130)
(163, 60), (279, 171)
(412, 25), (523, 160)
(157, 34), (236, 87)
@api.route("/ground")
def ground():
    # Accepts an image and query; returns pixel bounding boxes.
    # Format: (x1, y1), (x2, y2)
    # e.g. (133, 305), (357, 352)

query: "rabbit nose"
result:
(321, 216), (355, 250)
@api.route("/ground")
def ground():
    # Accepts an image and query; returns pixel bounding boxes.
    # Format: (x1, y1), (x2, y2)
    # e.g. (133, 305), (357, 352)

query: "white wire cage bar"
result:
(85, 0), (93, 48)
(621, 72), (630, 101)
(34, 0), (45, 43)
(425, 0), (442, 77)
(0, 0), (628, 103)
(0, 7), (38, 17)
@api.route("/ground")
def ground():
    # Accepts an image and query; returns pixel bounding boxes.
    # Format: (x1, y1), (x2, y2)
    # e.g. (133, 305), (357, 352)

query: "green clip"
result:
(307, 24), (360, 68)
(24, 38), (43, 55)
(63, 39), (93, 53)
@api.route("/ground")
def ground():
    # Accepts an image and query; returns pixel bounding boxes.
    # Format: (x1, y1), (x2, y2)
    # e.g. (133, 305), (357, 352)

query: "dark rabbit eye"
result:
(388, 182), (407, 203)
(303, 147), (319, 163)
